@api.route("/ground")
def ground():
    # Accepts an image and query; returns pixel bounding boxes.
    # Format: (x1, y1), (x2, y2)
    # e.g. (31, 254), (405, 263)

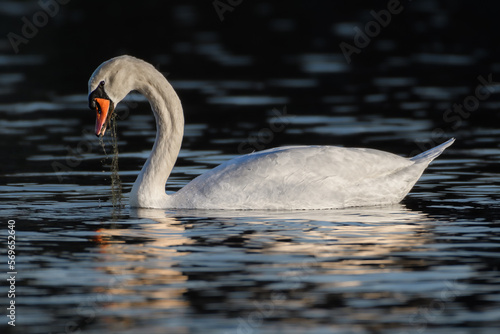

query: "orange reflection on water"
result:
(87, 209), (194, 329)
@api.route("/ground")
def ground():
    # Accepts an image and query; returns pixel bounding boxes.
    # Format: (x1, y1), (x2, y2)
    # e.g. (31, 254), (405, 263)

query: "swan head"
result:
(88, 55), (142, 136)
(88, 80), (114, 136)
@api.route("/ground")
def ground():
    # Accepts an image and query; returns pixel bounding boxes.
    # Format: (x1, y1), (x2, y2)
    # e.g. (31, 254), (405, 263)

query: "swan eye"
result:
(91, 99), (102, 114)
(99, 81), (105, 87)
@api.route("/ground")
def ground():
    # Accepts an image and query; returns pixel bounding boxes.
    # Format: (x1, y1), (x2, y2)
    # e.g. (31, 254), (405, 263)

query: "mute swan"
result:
(88, 55), (454, 210)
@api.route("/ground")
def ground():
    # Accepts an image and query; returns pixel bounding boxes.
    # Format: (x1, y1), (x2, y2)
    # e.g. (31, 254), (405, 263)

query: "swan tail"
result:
(410, 138), (455, 164)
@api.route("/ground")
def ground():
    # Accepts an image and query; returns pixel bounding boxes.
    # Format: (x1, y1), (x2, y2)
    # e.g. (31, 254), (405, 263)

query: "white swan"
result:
(88, 55), (454, 210)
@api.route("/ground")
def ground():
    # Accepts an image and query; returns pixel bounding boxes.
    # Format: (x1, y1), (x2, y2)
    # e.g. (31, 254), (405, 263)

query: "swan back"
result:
(168, 145), (429, 210)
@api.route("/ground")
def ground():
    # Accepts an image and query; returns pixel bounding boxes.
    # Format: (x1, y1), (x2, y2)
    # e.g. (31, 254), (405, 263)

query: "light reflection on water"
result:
(3, 198), (499, 334)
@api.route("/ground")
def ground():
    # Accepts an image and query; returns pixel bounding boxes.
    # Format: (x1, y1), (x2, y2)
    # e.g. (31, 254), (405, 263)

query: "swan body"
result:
(88, 55), (454, 210)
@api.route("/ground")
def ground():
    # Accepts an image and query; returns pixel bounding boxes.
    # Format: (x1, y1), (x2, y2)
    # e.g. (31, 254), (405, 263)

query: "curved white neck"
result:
(129, 70), (184, 208)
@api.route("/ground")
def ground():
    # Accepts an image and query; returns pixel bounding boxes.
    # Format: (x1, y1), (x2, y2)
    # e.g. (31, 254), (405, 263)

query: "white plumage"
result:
(171, 141), (454, 209)
(88, 55), (454, 210)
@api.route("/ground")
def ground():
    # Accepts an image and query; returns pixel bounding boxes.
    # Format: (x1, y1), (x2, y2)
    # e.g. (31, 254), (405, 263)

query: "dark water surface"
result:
(1, 1), (500, 333)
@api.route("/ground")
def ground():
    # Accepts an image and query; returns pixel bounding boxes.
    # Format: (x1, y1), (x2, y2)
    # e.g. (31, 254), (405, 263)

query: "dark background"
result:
(2, 0), (500, 102)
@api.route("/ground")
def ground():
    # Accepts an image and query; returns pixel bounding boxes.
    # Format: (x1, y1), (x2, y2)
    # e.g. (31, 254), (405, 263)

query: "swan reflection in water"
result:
(88, 206), (434, 331)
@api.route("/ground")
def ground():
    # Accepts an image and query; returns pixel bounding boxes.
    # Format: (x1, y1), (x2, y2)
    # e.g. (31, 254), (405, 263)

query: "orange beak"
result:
(94, 98), (111, 136)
